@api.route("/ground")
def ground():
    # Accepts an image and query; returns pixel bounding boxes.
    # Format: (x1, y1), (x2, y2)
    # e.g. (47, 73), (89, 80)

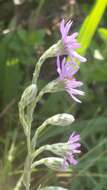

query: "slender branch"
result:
(32, 145), (49, 160)
(31, 120), (47, 149)
(31, 159), (45, 169)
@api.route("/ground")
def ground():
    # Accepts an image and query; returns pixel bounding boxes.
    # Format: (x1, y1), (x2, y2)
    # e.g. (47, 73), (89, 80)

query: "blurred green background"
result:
(0, 0), (107, 189)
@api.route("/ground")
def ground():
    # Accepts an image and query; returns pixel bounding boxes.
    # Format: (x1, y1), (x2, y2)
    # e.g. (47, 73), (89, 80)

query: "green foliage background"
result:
(0, 0), (107, 189)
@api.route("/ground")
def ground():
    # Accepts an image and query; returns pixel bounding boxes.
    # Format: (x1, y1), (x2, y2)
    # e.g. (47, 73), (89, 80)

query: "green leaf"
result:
(17, 29), (45, 45)
(82, 63), (107, 82)
(3, 58), (23, 105)
(78, 0), (107, 55)
(27, 30), (45, 45)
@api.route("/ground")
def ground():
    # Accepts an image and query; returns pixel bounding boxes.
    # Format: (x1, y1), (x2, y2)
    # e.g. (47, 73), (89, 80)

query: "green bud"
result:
(46, 143), (68, 157)
(19, 84), (37, 135)
(43, 79), (64, 93)
(32, 114), (74, 148)
(20, 84), (37, 107)
(46, 113), (75, 126)
(44, 157), (67, 171)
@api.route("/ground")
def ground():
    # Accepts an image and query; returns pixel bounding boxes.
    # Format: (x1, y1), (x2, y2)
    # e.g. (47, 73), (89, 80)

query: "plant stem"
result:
(19, 39), (63, 190)
(31, 159), (45, 169)
(31, 120), (47, 149)
(26, 128), (32, 190)
(32, 40), (61, 84)
(32, 145), (49, 160)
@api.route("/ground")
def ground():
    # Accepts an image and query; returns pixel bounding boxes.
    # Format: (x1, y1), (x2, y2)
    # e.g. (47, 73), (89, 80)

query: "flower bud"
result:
(44, 157), (68, 171)
(46, 113), (75, 126)
(45, 40), (64, 58)
(46, 143), (68, 157)
(19, 84), (37, 135)
(43, 79), (64, 93)
(32, 114), (74, 149)
(20, 84), (37, 107)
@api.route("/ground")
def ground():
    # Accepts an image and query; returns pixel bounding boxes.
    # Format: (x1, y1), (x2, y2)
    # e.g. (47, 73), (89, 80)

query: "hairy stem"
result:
(26, 128), (32, 190)
(31, 120), (47, 149)
(19, 40), (63, 190)
(32, 40), (61, 83)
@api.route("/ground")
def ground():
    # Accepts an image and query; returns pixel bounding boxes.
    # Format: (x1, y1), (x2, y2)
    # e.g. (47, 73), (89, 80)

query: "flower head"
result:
(56, 56), (84, 103)
(63, 132), (81, 169)
(43, 132), (81, 171)
(60, 19), (87, 62)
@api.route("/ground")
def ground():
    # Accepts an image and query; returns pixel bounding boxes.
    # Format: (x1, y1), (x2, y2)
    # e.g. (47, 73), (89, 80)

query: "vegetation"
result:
(0, 0), (107, 189)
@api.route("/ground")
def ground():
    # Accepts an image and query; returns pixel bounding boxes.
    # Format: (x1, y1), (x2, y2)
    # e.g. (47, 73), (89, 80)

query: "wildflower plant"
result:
(19, 19), (87, 190)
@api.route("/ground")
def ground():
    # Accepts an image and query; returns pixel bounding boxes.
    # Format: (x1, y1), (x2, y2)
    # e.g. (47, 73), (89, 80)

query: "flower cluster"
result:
(19, 18), (87, 190)
(56, 19), (87, 103)
(56, 19), (86, 168)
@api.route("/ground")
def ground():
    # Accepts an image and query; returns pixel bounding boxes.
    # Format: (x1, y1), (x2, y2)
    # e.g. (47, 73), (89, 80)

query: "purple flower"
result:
(63, 132), (81, 169)
(56, 56), (84, 103)
(60, 19), (87, 62)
